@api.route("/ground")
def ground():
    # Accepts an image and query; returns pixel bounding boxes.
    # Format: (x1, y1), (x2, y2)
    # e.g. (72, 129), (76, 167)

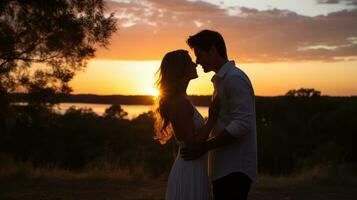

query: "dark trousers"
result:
(212, 172), (252, 200)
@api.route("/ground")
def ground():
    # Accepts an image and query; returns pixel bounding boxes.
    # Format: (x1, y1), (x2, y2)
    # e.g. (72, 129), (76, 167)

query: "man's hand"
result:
(181, 142), (207, 161)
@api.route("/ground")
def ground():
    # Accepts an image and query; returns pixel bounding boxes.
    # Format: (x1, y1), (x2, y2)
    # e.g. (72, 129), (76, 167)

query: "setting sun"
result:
(146, 88), (160, 97)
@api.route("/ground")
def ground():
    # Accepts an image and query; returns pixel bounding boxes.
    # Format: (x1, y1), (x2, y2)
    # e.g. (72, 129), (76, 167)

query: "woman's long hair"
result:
(154, 50), (191, 144)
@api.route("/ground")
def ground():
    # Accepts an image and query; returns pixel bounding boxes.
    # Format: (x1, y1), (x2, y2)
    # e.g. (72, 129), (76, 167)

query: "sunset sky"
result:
(70, 0), (357, 96)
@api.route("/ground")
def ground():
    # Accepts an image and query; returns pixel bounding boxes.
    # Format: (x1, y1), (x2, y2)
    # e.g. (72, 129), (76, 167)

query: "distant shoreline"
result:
(8, 93), (357, 107)
(8, 93), (213, 106)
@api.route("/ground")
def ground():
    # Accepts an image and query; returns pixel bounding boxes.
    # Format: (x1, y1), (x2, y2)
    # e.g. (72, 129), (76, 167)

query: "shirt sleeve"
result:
(224, 75), (255, 138)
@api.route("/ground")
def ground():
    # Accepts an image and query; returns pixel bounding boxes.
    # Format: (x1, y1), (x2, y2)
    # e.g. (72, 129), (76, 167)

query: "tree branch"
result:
(0, 61), (8, 69)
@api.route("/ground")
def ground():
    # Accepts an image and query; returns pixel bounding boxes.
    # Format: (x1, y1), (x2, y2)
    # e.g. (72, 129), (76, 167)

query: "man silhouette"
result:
(182, 30), (257, 200)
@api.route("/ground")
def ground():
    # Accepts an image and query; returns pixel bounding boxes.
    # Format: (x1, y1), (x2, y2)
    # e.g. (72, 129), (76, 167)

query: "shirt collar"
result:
(211, 60), (235, 83)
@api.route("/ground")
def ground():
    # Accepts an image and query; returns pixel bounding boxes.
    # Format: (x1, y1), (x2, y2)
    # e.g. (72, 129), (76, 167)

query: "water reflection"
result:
(56, 103), (208, 120)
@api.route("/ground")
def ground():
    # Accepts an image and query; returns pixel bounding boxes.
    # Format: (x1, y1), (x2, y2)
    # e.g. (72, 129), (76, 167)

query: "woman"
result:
(154, 49), (219, 200)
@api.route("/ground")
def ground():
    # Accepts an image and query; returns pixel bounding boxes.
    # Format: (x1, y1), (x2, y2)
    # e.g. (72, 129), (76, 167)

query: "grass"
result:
(258, 164), (357, 187)
(1, 154), (356, 200)
(0, 154), (151, 182)
(250, 165), (357, 200)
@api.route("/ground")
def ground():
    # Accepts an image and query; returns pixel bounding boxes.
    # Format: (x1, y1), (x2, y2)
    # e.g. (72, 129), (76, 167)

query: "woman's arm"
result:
(168, 96), (196, 147)
(194, 96), (220, 143)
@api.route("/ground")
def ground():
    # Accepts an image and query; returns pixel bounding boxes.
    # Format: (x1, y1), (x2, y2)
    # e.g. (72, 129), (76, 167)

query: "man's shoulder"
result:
(230, 64), (246, 75)
(223, 65), (254, 92)
(225, 65), (250, 82)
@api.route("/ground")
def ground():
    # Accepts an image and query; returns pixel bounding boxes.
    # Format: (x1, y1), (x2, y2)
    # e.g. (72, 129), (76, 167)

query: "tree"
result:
(285, 88), (321, 97)
(104, 104), (128, 119)
(0, 0), (117, 101)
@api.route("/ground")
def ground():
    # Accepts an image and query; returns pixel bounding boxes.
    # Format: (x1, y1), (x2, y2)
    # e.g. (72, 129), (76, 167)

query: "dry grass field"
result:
(1, 164), (356, 200)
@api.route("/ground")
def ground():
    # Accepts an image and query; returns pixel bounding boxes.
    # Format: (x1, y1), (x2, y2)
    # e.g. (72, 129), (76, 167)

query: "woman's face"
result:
(185, 56), (198, 81)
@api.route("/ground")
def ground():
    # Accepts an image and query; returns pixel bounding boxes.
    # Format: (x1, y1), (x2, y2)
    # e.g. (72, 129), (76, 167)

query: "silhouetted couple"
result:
(154, 30), (257, 200)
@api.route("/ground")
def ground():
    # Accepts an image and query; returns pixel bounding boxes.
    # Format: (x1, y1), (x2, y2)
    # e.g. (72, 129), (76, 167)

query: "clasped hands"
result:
(181, 96), (220, 160)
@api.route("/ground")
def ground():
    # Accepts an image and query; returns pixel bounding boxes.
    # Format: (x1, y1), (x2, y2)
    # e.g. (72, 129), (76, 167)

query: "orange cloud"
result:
(97, 0), (357, 63)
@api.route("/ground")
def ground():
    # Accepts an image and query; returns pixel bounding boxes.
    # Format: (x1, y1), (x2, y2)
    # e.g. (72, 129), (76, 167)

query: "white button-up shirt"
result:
(209, 61), (258, 182)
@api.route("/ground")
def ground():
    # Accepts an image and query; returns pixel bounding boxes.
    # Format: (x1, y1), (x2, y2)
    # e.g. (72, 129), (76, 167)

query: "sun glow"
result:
(71, 59), (214, 96)
(70, 59), (357, 96)
(146, 88), (160, 97)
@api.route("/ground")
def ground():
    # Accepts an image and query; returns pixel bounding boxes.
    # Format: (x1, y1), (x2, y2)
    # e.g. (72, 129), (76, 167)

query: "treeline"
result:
(8, 93), (213, 106)
(1, 96), (357, 176)
(0, 104), (174, 176)
(256, 96), (357, 174)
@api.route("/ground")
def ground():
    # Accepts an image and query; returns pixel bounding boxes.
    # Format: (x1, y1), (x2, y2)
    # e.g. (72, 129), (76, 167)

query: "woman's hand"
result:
(181, 141), (207, 161)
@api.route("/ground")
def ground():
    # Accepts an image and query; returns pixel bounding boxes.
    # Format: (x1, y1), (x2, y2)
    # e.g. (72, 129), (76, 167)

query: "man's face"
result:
(194, 47), (214, 73)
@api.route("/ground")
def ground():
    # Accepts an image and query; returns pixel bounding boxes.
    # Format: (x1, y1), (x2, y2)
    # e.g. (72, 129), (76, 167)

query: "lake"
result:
(56, 103), (208, 120)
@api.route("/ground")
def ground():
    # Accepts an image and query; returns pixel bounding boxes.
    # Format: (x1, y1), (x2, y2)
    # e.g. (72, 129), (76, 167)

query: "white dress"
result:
(165, 103), (211, 200)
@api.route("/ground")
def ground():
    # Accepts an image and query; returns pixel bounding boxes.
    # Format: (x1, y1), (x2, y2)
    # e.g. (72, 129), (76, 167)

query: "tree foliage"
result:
(104, 104), (128, 119)
(1, 97), (356, 175)
(286, 88), (321, 97)
(0, 0), (117, 98)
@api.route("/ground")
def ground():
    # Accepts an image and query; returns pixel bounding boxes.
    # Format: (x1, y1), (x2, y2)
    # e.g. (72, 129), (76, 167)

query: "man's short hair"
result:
(187, 30), (228, 59)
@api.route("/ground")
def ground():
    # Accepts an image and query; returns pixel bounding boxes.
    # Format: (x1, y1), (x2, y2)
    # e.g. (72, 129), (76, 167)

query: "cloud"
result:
(317, 0), (357, 6)
(98, 0), (357, 63)
(318, 0), (342, 4)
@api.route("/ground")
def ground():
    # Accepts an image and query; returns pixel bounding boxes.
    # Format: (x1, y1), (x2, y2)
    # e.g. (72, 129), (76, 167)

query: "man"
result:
(181, 30), (257, 200)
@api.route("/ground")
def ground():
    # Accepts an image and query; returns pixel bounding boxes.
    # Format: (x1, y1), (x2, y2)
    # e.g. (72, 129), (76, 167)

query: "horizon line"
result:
(9, 92), (357, 97)
(61, 93), (357, 98)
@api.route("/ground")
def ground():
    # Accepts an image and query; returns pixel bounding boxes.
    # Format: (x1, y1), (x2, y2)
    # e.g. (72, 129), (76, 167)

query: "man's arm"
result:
(181, 128), (235, 160)
(181, 74), (255, 160)
(223, 74), (255, 138)
(204, 128), (236, 150)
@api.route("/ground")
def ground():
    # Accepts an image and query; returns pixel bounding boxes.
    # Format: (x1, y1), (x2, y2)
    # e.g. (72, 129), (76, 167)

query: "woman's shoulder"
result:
(167, 95), (190, 105)
(167, 95), (193, 116)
